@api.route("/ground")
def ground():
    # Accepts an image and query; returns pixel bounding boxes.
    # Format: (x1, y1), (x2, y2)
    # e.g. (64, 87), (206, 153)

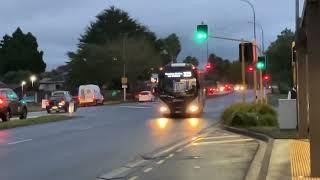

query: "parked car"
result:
(78, 85), (104, 106)
(46, 91), (77, 113)
(0, 88), (28, 121)
(138, 91), (155, 102)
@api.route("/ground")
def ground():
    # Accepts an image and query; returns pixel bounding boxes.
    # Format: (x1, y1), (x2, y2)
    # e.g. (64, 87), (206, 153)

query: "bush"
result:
(222, 103), (278, 127)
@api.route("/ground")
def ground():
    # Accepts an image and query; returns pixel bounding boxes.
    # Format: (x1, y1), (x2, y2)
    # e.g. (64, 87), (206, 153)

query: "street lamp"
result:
(30, 75), (36, 87)
(248, 22), (264, 53)
(21, 81), (26, 95)
(240, 0), (256, 39)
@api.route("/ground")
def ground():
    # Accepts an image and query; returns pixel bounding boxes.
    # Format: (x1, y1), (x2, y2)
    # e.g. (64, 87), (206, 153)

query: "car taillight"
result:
(0, 99), (3, 104)
(59, 100), (65, 106)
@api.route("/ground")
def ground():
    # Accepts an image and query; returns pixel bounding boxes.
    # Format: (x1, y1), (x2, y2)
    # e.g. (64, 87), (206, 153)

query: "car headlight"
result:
(160, 106), (168, 112)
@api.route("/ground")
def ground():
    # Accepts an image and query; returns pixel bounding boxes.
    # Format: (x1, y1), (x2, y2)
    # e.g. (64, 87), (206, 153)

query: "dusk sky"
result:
(0, 0), (304, 70)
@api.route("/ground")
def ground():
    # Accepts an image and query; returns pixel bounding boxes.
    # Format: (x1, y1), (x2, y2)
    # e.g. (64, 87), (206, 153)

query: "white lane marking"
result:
(143, 168), (153, 173)
(194, 166), (201, 169)
(79, 126), (92, 131)
(156, 160), (165, 165)
(176, 148), (183, 152)
(128, 176), (139, 180)
(193, 138), (254, 146)
(126, 160), (148, 168)
(99, 167), (130, 179)
(166, 153), (174, 159)
(202, 135), (241, 140)
(118, 106), (152, 109)
(7, 139), (33, 145)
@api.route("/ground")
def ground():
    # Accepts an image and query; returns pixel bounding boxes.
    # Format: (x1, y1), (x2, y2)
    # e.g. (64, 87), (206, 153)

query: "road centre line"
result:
(143, 167), (153, 173)
(7, 139), (33, 145)
(156, 160), (165, 165)
(193, 138), (254, 146)
(128, 176), (139, 180)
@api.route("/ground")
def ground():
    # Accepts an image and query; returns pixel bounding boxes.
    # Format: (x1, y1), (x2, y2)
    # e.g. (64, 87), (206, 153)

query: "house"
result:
(39, 78), (65, 92)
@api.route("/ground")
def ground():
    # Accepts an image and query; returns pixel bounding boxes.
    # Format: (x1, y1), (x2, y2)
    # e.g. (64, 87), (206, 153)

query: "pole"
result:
(21, 85), (24, 96)
(206, 40), (209, 62)
(295, 0), (299, 33)
(241, 40), (247, 103)
(122, 34), (127, 102)
(259, 70), (263, 103)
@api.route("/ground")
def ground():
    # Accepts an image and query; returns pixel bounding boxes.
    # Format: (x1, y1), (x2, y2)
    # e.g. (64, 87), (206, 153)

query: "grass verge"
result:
(247, 127), (298, 139)
(0, 115), (73, 130)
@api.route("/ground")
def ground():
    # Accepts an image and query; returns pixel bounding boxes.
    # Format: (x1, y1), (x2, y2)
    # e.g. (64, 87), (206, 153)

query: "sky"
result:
(0, 0), (304, 70)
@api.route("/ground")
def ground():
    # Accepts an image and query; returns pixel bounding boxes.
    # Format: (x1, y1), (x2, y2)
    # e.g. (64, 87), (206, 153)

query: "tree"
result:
(206, 53), (231, 82)
(1, 70), (32, 84)
(0, 27), (46, 75)
(226, 61), (241, 84)
(160, 33), (181, 63)
(68, 7), (162, 89)
(266, 28), (295, 91)
(183, 56), (199, 66)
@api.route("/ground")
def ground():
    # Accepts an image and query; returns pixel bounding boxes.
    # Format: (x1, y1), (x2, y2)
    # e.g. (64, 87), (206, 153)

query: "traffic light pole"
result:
(259, 69), (263, 102)
(241, 40), (247, 103)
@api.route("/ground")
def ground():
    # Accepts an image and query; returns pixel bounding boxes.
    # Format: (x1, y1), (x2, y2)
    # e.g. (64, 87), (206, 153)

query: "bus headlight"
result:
(189, 105), (199, 113)
(160, 106), (168, 112)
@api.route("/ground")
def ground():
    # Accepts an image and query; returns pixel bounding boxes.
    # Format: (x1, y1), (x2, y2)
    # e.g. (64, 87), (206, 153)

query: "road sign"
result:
(121, 77), (128, 84)
(122, 85), (127, 89)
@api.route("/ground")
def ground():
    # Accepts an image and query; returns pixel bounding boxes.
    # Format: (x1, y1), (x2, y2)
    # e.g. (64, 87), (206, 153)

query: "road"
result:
(0, 92), (252, 180)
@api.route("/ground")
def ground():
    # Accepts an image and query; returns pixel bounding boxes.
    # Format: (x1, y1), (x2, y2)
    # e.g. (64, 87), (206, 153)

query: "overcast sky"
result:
(0, 0), (304, 70)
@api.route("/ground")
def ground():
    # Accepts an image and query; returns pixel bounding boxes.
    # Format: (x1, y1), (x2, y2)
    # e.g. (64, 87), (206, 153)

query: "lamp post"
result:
(240, 0), (258, 103)
(21, 81), (26, 96)
(30, 75), (36, 87)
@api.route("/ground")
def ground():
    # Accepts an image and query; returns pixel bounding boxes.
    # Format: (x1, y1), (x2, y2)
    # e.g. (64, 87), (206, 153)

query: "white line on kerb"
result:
(176, 148), (183, 152)
(193, 138), (254, 146)
(8, 139), (33, 145)
(143, 168), (153, 173)
(128, 176), (139, 180)
(156, 160), (165, 165)
(202, 135), (241, 140)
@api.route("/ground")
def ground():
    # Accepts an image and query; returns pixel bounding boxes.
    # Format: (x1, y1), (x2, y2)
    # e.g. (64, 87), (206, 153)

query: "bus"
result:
(157, 63), (206, 117)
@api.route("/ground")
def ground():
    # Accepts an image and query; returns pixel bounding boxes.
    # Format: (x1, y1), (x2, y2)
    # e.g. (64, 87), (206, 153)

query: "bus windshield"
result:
(160, 77), (198, 96)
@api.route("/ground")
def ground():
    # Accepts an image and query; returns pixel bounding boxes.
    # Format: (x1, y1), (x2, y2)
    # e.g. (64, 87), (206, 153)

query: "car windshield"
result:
(52, 92), (65, 97)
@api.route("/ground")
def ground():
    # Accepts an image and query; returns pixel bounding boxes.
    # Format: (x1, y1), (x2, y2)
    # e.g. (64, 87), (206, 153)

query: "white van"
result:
(78, 85), (104, 106)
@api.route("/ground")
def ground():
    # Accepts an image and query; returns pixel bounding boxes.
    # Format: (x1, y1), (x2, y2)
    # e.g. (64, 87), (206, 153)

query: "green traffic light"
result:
(256, 61), (265, 70)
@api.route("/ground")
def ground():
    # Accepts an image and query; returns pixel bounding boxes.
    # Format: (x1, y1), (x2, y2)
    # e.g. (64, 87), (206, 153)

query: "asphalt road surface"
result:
(0, 92), (252, 180)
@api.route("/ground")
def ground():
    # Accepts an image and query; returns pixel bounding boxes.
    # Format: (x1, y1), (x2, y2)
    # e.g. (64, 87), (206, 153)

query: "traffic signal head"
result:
(263, 74), (270, 81)
(205, 63), (213, 71)
(247, 65), (254, 73)
(239, 42), (253, 63)
(256, 56), (266, 70)
(196, 24), (208, 42)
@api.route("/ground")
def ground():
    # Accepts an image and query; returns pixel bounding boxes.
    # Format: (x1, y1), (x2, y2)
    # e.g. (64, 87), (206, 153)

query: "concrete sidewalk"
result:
(267, 139), (320, 180)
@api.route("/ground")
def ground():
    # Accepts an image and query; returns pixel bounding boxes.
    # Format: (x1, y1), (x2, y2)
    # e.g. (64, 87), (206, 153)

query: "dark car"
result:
(46, 91), (77, 113)
(0, 88), (28, 122)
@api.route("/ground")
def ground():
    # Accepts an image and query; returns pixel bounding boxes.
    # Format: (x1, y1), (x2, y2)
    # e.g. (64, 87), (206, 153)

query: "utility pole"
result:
(122, 33), (128, 102)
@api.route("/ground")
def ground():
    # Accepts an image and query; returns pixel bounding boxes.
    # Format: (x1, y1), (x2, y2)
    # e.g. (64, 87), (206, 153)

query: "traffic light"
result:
(239, 42), (253, 63)
(205, 63), (213, 71)
(263, 74), (270, 81)
(247, 65), (254, 73)
(256, 56), (266, 70)
(196, 24), (208, 42)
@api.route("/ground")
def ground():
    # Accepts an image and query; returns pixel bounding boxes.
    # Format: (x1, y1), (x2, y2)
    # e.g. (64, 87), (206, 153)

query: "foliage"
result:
(0, 27), (46, 75)
(266, 28), (295, 89)
(183, 56), (199, 66)
(1, 70), (32, 84)
(206, 53), (231, 82)
(41, 65), (69, 81)
(68, 6), (164, 89)
(160, 33), (181, 63)
(222, 103), (278, 127)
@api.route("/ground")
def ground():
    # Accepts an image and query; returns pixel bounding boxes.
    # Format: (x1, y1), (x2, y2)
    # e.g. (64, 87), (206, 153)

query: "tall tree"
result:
(266, 28), (295, 90)
(68, 6), (162, 88)
(183, 56), (199, 66)
(206, 53), (230, 82)
(161, 33), (181, 63)
(0, 27), (46, 75)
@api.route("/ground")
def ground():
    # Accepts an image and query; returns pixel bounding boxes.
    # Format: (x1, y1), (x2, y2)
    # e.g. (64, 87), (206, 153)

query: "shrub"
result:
(222, 102), (278, 127)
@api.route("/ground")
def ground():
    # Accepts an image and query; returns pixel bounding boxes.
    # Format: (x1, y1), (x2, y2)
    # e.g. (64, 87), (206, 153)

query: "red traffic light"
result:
(247, 65), (254, 73)
(263, 75), (271, 81)
(205, 63), (213, 71)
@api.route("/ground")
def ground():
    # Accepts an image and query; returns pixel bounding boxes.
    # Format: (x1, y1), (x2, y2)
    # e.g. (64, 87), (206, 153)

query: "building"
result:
(39, 78), (65, 92)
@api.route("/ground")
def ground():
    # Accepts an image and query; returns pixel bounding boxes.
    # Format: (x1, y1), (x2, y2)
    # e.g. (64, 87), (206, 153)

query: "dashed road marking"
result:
(156, 160), (165, 165)
(7, 139), (33, 145)
(193, 138), (254, 146)
(176, 148), (183, 152)
(194, 166), (201, 169)
(128, 176), (139, 180)
(143, 168), (153, 173)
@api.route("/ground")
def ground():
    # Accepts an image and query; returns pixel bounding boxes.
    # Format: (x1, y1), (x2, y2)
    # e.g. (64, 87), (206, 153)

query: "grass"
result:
(0, 115), (73, 130)
(247, 126), (298, 139)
